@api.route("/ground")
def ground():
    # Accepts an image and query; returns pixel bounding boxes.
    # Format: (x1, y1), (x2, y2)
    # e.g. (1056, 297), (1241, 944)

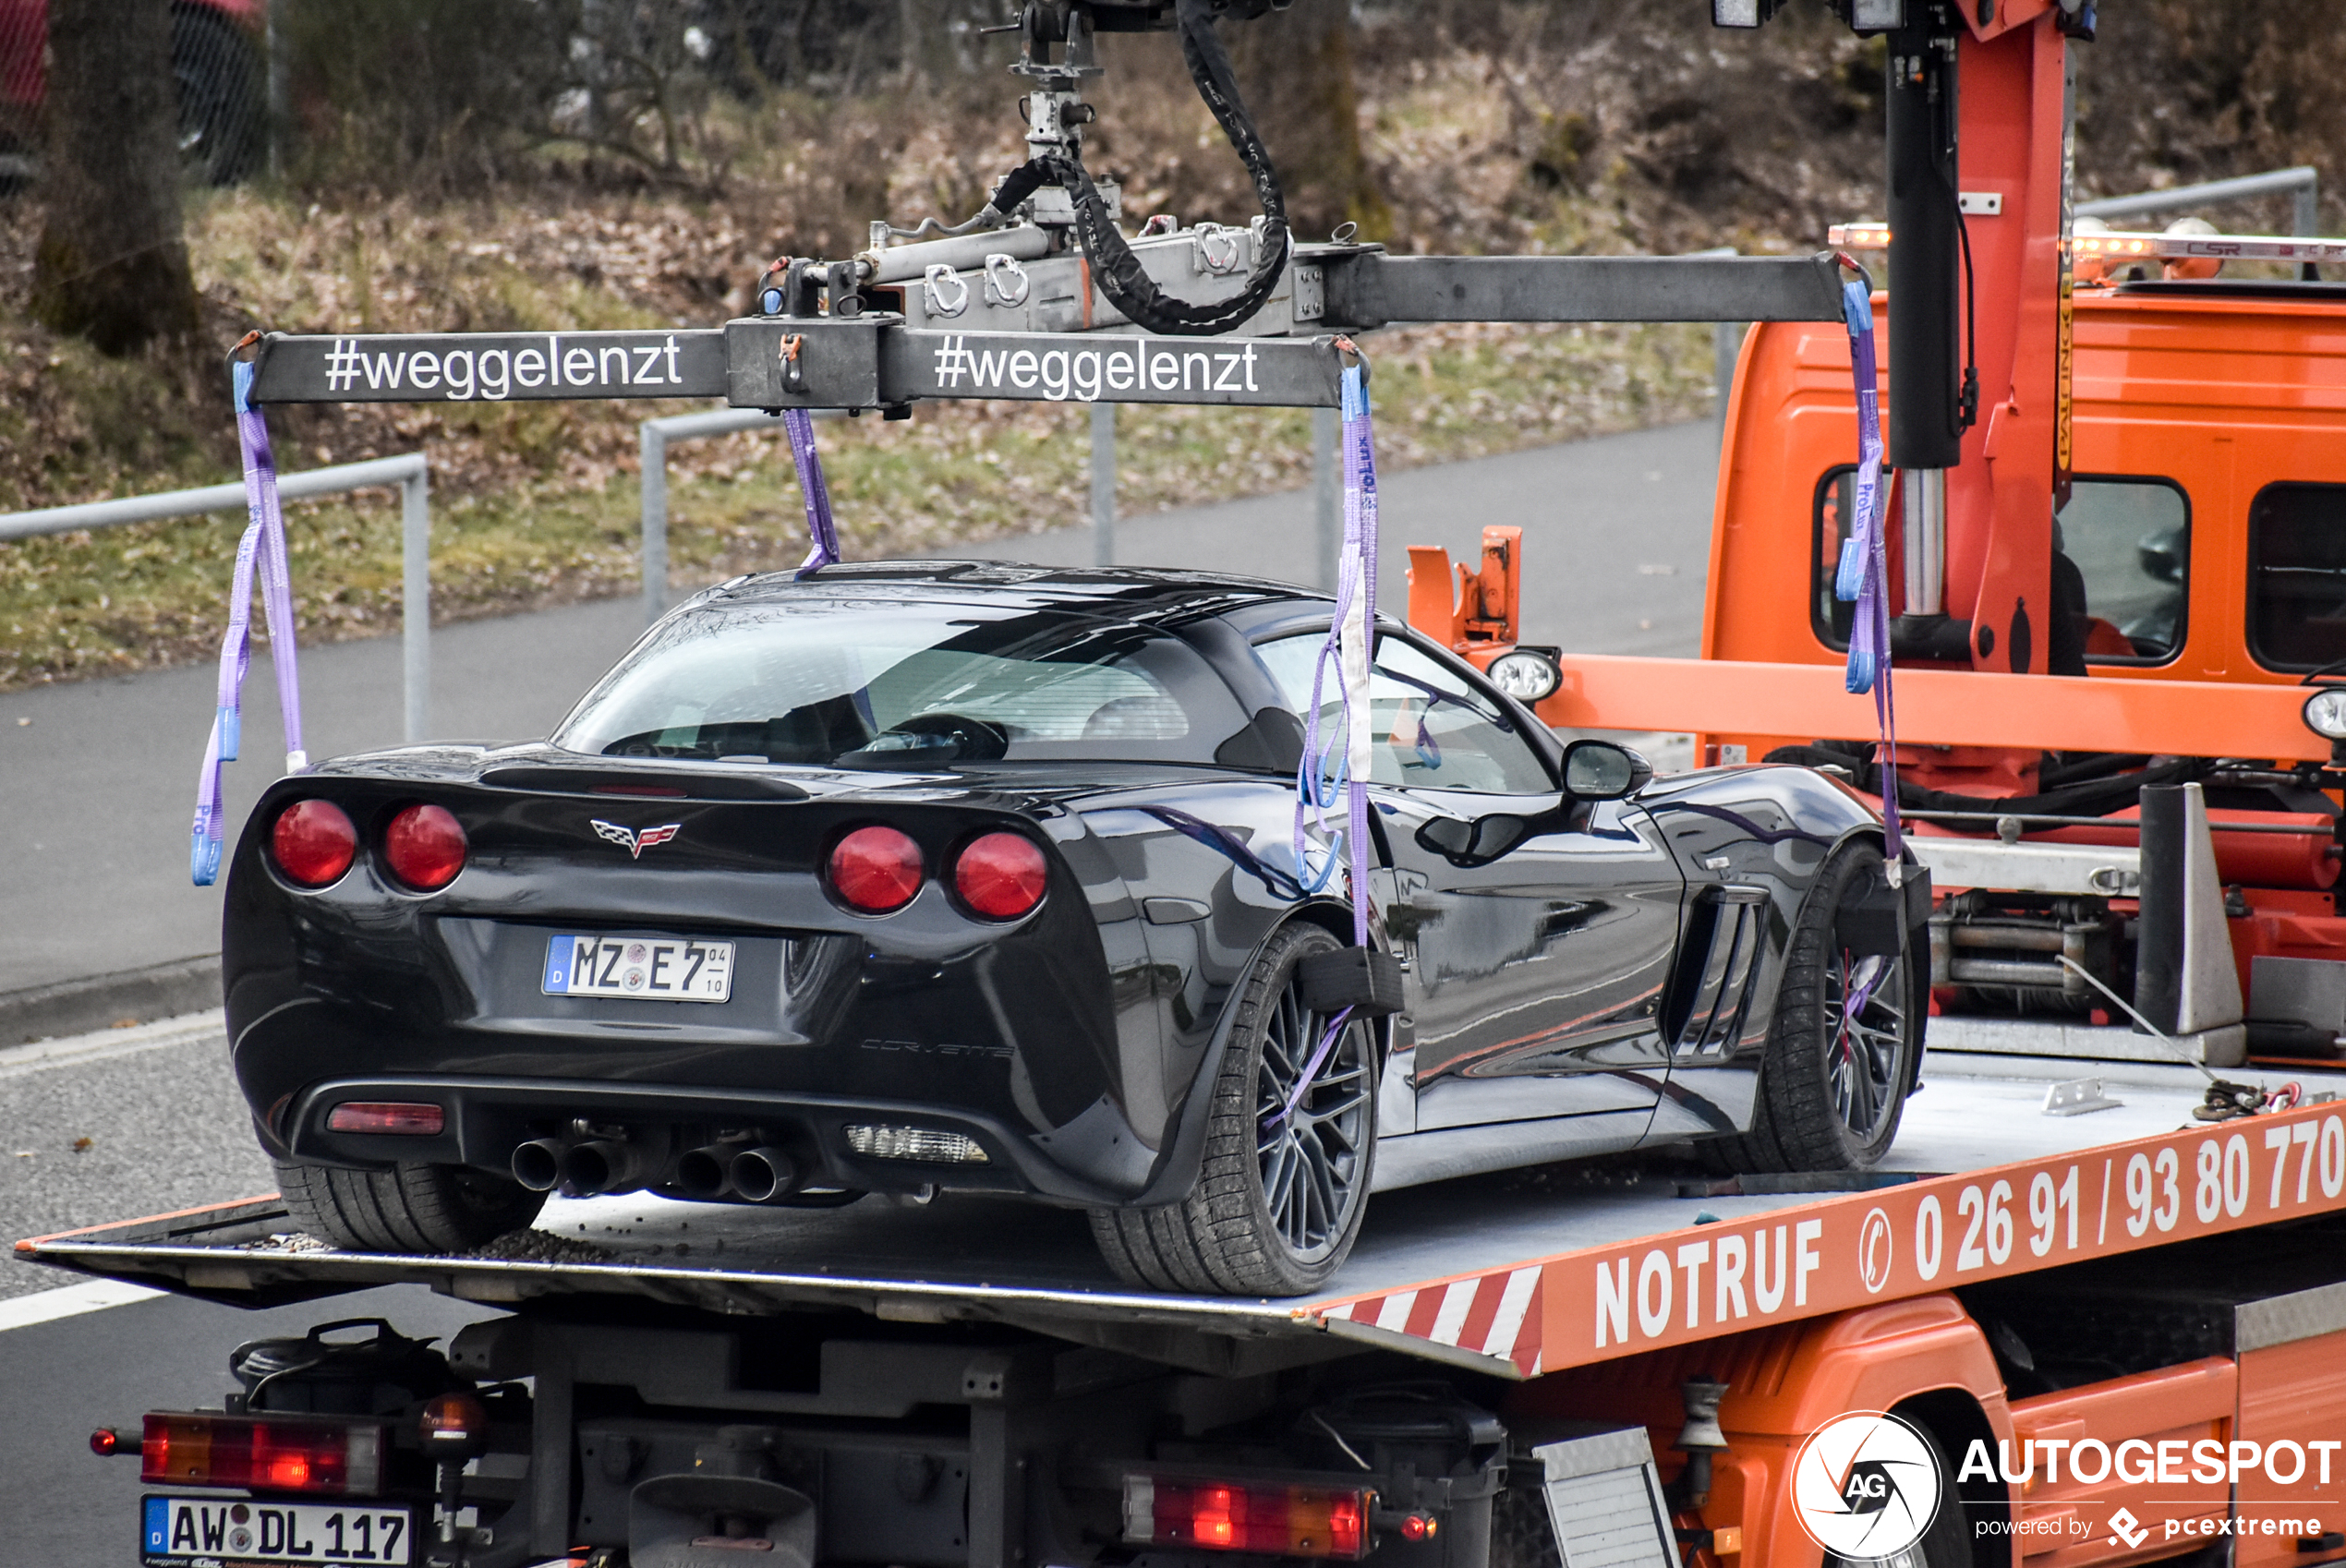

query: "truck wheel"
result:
(1716, 842), (1923, 1172)
(275, 1160), (546, 1253)
(1090, 923), (1376, 1296)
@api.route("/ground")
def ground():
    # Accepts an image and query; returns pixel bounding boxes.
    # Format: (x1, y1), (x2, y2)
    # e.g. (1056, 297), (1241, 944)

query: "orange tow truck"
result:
(1411, 11), (2346, 1059)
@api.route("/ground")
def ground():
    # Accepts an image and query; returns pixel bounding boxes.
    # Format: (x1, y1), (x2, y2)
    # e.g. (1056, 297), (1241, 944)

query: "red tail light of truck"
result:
(140, 1412), (386, 1497)
(1123, 1476), (1370, 1559)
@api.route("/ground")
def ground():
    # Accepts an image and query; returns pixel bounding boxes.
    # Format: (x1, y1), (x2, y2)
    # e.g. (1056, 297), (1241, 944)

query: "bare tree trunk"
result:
(31, 0), (200, 355)
(1230, 0), (1389, 243)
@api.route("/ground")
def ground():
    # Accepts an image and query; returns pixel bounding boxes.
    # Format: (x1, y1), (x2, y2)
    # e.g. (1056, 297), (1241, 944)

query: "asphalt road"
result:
(0, 418), (1721, 997)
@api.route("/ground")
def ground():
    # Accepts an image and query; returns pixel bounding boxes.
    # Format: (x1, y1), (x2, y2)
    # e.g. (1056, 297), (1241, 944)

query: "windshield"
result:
(555, 595), (1258, 769)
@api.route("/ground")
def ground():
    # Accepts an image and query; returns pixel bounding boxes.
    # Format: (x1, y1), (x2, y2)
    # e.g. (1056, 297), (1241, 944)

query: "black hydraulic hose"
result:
(971, 0), (1289, 335)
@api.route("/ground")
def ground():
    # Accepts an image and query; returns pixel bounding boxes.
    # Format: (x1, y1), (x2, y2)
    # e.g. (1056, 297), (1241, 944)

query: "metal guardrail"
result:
(2079, 166), (2321, 237)
(637, 405), (1147, 621)
(0, 454), (433, 742)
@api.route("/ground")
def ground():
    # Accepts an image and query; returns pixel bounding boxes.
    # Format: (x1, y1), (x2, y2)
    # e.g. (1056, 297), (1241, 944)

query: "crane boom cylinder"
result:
(1885, 23), (1965, 472)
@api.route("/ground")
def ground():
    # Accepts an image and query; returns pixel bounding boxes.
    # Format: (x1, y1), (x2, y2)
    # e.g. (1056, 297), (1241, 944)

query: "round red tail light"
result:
(383, 803), (467, 890)
(272, 800), (357, 887)
(953, 832), (1047, 920)
(828, 825), (925, 913)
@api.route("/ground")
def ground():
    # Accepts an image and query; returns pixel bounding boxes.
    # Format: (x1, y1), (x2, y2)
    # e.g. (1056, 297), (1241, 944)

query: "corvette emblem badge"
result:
(591, 819), (682, 858)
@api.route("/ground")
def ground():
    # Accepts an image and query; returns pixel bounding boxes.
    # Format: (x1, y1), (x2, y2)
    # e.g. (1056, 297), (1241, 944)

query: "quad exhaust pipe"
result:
(510, 1137), (655, 1199)
(514, 1136), (802, 1202)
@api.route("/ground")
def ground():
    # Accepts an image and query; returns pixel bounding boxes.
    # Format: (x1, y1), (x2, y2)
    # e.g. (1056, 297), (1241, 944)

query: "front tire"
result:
(276, 1160), (546, 1253)
(1092, 923), (1377, 1296)
(1717, 841), (1924, 1173)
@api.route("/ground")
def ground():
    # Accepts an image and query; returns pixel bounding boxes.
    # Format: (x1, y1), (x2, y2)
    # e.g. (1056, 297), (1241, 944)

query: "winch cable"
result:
(1832, 259), (1903, 1014)
(1273, 341), (1376, 1126)
(193, 339), (308, 886)
(974, 0), (1288, 336)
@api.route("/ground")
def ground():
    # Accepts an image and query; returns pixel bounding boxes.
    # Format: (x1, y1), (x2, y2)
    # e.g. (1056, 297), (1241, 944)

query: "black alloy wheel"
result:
(1711, 840), (1925, 1173)
(1092, 923), (1378, 1296)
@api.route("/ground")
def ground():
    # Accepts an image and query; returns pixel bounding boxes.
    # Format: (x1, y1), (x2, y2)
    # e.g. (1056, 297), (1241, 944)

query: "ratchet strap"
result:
(1294, 341), (1379, 947)
(193, 349), (307, 886)
(1832, 263), (1904, 882)
(1272, 342), (1383, 1127)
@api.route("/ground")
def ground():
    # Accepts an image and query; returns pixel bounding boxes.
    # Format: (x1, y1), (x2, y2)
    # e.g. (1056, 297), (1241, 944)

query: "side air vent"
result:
(1666, 885), (1771, 1055)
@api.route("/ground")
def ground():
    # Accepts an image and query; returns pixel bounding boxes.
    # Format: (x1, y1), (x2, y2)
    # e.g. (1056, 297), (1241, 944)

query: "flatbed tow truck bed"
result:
(27, 1043), (2346, 1383)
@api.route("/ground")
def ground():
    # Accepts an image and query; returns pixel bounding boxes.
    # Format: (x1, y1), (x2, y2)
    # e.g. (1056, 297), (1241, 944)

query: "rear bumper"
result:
(280, 1074), (1147, 1207)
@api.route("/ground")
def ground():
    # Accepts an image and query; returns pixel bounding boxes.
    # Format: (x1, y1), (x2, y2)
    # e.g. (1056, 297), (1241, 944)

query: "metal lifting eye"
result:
(1194, 224), (1244, 276)
(984, 253), (1032, 308)
(923, 264), (970, 320)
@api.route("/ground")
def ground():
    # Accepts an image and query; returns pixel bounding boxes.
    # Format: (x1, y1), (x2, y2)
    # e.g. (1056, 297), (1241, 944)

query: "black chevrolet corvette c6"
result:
(224, 562), (1925, 1295)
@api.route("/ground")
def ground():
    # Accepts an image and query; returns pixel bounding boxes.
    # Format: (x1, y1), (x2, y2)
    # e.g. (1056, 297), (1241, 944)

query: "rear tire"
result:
(1091, 923), (1377, 1296)
(275, 1160), (546, 1254)
(1711, 841), (1924, 1173)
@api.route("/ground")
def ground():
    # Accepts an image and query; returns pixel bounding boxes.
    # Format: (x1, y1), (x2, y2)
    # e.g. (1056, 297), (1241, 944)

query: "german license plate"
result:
(542, 934), (732, 1002)
(142, 1495), (414, 1565)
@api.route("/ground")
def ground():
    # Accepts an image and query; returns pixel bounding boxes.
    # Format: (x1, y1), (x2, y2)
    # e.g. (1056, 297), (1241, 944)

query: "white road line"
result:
(0, 1276), (165, 1332)
(0, 1009), (225, 1080)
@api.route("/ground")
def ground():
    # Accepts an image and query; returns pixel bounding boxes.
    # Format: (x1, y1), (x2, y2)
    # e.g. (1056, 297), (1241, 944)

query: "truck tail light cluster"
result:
(1123, 1476), (1370, 1559)
(140, 1412), (386, 1497)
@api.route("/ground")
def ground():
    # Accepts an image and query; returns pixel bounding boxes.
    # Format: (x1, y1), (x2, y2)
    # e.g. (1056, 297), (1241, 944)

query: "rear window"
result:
(2249, 482), (2346, 672)
(1810, 470), (2189, 664)
(554, 595), (1256, 768)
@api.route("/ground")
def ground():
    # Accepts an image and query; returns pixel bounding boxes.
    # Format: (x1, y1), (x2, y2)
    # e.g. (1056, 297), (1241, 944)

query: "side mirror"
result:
(1562, 739), (1652, 800)
(1415, 811), (1534, 868)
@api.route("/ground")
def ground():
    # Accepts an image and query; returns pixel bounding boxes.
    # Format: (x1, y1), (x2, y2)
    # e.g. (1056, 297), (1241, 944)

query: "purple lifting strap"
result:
(193, 360), (307, 886)
(785, 409), (840, 578)
(1832, 275), (1904, 874)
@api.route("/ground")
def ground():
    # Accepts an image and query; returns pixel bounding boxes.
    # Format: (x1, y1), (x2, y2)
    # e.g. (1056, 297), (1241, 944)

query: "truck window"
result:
(1811, 470), (2189, 665)
(2056, 476), (2190, 664)
(2248, 482), (2346, 672)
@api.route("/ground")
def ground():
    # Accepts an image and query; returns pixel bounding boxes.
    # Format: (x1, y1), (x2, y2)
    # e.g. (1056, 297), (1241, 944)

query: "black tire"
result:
(1090, 923), (1377, 1296)
(172, 6), (262, 186)
(1714, 841), (1924, 1173)
(275, 1160), (546, 1254)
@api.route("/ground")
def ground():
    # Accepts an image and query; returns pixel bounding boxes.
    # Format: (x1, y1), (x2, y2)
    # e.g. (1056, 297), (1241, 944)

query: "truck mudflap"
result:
(22, 1058), (2346, 1386)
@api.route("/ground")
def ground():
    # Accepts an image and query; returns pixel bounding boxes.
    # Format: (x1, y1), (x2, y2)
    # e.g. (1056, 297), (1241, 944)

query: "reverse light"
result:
(141, 1412), (385, 1497)
(271, 800), (357, 887)
(844, 1124), (990, 1164)
(383, 803), (467, 890)
(326, 1102), (445, 1136)
(952, 832), (1048, 920)
(1123, 1476), (1370, 1559)
(828, 825), (925, 913)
